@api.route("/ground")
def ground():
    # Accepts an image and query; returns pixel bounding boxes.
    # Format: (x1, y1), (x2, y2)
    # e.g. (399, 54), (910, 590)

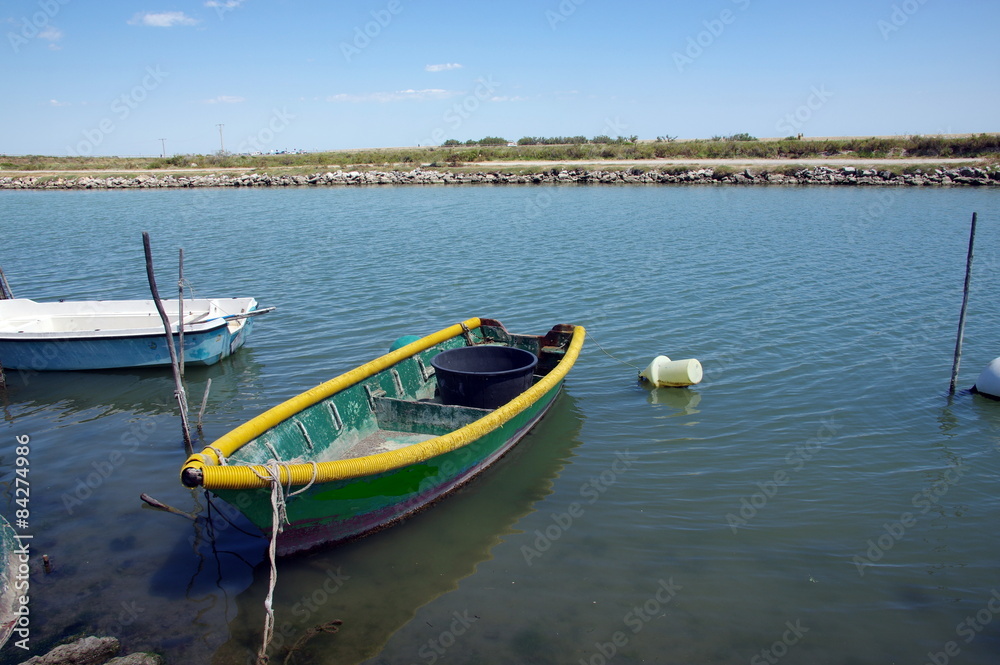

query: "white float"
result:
(639, 355), (703, 387)
(974, 357), (1000, 399)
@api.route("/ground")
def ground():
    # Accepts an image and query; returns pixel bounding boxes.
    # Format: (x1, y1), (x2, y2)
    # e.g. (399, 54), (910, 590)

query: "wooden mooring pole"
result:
(178, 248), (185, 376)
(142, 232), (193, 452)
(1, 268), (13, 389)
(0, 266), (13, 300)
(0, 268), (14, 396)
(949, 212), (978, 395)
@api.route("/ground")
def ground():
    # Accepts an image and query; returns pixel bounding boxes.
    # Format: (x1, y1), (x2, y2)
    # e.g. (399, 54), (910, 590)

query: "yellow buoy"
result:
(639, 355), (702, 387)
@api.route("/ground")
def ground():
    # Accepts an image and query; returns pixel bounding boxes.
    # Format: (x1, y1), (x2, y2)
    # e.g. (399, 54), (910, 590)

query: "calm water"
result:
(1, 184), (999, 665)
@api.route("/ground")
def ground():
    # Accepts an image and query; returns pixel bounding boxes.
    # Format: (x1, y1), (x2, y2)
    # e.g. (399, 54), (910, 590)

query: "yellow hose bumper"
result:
(181, 320), (585, 490)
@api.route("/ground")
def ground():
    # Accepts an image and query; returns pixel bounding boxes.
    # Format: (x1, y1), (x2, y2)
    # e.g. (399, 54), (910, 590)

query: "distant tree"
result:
(478, 136), (508, 146)
(442, 139), (461, 146)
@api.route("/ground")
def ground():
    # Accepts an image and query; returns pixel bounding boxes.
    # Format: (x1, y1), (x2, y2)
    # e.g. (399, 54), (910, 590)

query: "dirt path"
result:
(474, 157), (986, 168)
(0, 166), (254, 176)
(1, 157), (987, 178)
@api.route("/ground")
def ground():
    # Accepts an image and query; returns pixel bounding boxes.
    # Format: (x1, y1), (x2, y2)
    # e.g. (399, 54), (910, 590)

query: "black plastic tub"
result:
(431, 345), (539, 409)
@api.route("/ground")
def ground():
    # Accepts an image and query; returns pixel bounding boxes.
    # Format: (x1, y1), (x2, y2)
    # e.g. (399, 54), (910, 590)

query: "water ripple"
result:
(2, 186), (999, 665)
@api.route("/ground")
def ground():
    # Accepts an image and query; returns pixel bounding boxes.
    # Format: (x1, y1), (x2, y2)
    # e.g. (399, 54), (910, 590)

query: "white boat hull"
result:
(0, 297), (258, 371)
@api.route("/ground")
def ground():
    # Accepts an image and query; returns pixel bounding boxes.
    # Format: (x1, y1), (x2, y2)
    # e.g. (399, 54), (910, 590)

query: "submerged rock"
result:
(19, 636), (119, 665)
(104, 653), (163, 665)
(18, 636), (163, 665)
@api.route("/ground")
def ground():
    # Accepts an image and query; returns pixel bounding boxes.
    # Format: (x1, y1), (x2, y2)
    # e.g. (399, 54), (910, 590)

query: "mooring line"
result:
(585, 330), (641, 371)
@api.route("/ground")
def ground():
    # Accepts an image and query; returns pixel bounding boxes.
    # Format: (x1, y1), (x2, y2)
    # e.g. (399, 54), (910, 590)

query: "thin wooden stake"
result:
(949, 212), (978, 395)
(0, 266), (13, 300)
(197, 378), (212, 434)
(0, 271), (14, 389)
(143, 232), (193, 453)
(179, 248), (185, 376)
(140, 493), (198, 521)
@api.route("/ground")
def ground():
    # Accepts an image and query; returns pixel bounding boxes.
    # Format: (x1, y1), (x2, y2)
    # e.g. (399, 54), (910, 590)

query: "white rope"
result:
(253, 461), (282, 664)
(251, 458), (317, 664)
(288, 462), (319, 498)
(585, 330), (641, 371)
(207, 445), (227, 466)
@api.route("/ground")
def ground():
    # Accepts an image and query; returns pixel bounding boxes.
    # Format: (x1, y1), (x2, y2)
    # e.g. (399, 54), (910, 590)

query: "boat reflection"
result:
(200, 391), (585, 665)
(0, 348), (264, 420)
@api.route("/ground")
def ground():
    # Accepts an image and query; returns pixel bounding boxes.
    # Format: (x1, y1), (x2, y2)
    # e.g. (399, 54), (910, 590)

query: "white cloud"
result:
(204, 95), (246, 104)
(425, 63), (462, 72)
(49, 99), (70, 107)
(129, 12), (200, 27)
(205, 0), (246, 8)
(327, 89), (461, 103)
(38, 26), (63, 48)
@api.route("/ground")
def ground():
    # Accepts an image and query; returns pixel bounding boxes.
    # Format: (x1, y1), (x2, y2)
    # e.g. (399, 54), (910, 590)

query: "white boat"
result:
(0, 297), (266, 371)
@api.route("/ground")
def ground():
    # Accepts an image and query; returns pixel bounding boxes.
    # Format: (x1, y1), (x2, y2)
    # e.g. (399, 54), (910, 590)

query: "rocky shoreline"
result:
(18, 635), (160, 665)
(1, 165), (998, 189)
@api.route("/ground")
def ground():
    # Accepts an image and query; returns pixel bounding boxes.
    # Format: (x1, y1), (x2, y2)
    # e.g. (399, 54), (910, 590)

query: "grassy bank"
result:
(2, 134), (998, 173)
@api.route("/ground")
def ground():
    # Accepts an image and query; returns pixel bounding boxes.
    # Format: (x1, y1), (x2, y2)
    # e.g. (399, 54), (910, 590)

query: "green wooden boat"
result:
(180, 317), (584, 555)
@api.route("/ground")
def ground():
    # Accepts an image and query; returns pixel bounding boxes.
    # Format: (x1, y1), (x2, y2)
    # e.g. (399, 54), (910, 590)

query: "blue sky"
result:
(3, 0), (998, 156)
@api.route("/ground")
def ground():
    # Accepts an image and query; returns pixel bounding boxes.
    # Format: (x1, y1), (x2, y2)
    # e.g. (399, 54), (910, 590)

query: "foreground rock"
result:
(2, 165), (998, 190)
(18, 636), (161, 665)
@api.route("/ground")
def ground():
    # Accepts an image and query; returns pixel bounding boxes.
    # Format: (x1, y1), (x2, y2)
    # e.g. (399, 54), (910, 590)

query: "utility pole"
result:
(159, 138), (166, 158)
(216, 124), (225, 154)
